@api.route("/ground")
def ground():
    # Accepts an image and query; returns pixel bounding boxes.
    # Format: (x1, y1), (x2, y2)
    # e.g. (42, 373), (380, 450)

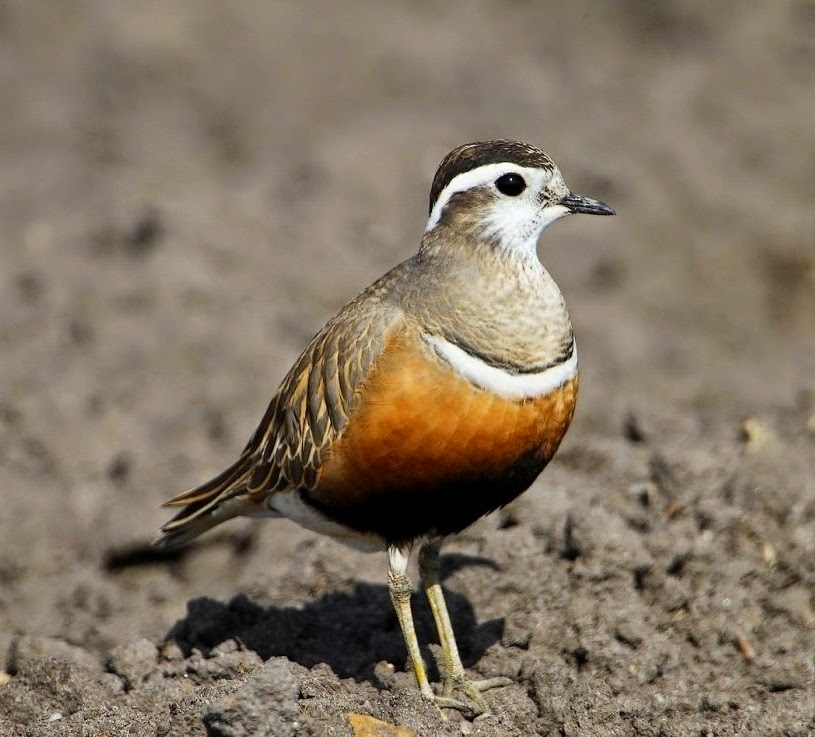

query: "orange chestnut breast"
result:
(307, 332), (578, 543)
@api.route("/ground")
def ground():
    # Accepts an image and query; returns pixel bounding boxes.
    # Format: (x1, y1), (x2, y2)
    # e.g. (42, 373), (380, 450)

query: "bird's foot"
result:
(432, 674), (513, 718)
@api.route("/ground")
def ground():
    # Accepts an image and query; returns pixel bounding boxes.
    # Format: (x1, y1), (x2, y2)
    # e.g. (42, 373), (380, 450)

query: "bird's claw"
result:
(431, 675), (513, 718)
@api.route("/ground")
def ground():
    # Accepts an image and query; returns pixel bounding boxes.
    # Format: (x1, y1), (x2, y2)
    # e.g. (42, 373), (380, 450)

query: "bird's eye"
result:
(495, 173), (527, 197)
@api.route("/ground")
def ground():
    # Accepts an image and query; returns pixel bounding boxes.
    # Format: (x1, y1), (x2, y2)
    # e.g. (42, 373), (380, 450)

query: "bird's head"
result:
(423, 140), (614, 259)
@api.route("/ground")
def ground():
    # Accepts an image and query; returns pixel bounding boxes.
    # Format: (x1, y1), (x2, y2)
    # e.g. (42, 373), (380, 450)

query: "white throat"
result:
(481, 202), (569, 259)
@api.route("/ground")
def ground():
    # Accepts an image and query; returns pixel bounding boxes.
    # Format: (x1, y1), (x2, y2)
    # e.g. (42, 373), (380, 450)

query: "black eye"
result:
(495, 173), (527, 197)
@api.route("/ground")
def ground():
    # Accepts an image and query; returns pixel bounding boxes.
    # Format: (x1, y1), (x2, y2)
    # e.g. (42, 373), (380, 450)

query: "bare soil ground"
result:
(1, 2), (814, 735)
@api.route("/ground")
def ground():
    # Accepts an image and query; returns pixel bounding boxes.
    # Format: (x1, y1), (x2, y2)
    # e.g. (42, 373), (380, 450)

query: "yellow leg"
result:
(387, 545), (434, 702)
(418, 539), (512, 715)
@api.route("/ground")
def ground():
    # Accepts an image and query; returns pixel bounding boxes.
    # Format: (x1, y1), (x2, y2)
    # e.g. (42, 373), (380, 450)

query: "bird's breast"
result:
(305, 328), (578, 543)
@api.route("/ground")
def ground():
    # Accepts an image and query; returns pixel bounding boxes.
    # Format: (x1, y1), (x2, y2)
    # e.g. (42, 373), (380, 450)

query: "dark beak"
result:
(561, 193), (615, 216)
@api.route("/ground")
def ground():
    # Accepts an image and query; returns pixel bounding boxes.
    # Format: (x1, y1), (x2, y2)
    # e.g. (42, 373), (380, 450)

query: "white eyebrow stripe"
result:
(425, 334), (577, 400)
(426, 163), (543, 231)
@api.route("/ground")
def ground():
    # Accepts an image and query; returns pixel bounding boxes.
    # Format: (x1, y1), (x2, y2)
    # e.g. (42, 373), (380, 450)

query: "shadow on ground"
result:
(164, 554), (504, 687)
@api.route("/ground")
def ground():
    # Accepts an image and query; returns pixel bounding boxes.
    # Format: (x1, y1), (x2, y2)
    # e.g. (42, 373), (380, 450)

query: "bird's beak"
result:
(560, 193), (615, 216)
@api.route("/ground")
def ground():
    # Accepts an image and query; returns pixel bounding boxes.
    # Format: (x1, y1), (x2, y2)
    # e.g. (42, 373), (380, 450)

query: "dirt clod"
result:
(202, 658), (299, 737)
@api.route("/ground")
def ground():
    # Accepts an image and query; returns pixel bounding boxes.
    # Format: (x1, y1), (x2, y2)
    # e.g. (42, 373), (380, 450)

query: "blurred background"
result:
(1, 1), (813, 733)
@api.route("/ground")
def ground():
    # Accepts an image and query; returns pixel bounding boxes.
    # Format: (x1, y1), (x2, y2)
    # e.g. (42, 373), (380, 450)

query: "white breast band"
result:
(426, 334), (577, 400)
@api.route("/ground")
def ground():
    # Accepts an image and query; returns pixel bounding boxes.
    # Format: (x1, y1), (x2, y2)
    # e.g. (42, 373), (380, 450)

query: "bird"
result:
(154, 140), (614, 716)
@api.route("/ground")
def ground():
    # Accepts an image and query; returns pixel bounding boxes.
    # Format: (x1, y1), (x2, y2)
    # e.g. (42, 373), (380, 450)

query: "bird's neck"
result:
(406, 229), (573, 371)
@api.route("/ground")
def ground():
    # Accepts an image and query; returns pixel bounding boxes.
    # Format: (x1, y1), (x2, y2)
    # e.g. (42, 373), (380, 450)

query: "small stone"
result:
(186, 646), (262, 683)
(733, 632), (755, 661)
(373, 660), (397, 689)
(158, 641), (184, 662)
(347, 713), (416, 737)
(762, 542), (777, 567)
(740, 417), (776, 449)
(210, 639), (240, 657)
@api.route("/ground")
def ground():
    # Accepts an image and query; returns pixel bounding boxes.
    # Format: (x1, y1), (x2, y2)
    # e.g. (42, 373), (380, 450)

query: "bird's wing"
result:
(155, 291), (405, 545)
(244, 298), (405, 495)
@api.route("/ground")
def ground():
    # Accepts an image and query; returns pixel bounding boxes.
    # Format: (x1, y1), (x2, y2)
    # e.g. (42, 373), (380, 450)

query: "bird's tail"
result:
(152, 452), (262, 550)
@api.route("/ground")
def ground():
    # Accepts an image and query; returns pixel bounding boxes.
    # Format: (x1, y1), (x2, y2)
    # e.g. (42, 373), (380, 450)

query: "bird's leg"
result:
(418, 539), (512, 715)
(387, 544), (434, 703)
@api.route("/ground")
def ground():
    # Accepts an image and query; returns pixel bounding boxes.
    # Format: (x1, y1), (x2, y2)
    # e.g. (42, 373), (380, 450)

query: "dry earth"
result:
(1, 2), (814, 736)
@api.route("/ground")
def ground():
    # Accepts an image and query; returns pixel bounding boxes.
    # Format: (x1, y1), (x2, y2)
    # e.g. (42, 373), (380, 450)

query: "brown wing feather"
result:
(153, 287), (404, 549)
(247, 298), (403, 494)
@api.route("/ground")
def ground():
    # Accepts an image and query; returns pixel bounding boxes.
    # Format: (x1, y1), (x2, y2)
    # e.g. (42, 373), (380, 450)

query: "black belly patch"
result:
(300, 445), (549, 546)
